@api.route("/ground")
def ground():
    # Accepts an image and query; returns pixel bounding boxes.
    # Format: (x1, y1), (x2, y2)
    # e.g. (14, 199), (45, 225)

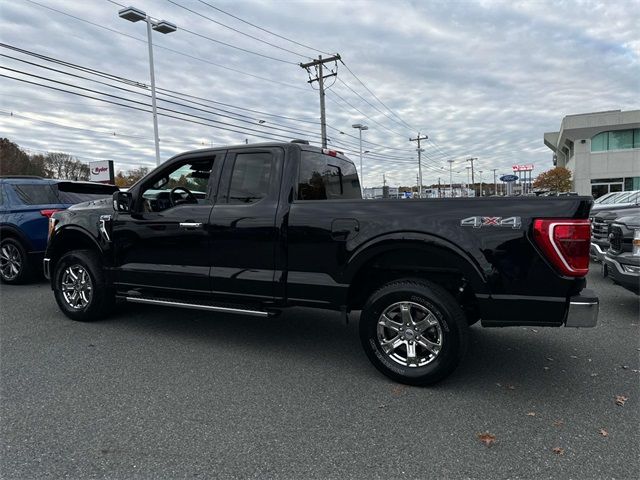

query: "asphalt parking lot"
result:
(1, 265), (638, 479)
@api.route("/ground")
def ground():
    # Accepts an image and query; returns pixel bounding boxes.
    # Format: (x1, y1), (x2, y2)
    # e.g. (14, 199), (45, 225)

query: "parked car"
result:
(602, 215), (640, 293)
(0, 177), (118, 284)
(45, 141), (598, 386)
(591, 190), (640, 214)
(590, 206), (640, 261)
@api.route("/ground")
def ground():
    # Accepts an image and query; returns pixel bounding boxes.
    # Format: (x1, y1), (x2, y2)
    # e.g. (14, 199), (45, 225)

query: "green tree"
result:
(533, 167), (572, 192)
(0, 138), (46, 176)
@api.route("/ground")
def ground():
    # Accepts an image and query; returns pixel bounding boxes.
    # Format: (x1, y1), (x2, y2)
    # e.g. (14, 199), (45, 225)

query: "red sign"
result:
(512, 164), (534, 172)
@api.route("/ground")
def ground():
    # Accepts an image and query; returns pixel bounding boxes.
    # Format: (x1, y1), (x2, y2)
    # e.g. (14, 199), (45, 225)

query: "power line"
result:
(165, 0), (312, 60)
(194, 0), (333, 56)
(23, 0), (311, 92)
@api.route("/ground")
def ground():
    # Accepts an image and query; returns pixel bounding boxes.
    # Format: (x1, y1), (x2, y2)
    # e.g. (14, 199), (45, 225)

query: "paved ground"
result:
(1, 266), (638, 479)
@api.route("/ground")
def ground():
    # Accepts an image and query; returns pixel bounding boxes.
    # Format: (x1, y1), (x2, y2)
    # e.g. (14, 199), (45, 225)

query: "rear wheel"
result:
(359, 279), (468, 386)
(0, 237), (31, 284)
(53, 250), (114, 321)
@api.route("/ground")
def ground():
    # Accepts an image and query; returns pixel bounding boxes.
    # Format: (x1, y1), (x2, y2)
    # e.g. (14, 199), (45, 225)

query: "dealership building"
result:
(543, 109), (640, 197)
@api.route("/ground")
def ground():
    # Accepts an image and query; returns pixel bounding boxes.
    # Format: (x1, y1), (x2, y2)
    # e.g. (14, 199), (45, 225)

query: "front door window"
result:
(141, 158), (214, 211)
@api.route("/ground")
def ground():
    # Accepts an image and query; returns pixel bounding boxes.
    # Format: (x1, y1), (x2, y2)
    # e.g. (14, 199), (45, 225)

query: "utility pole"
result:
(383, 173), (386, 186)
(410, 133), (428, 198)
(416, 174), (419, 198)
(438, 177), (441, 198)
(300, 54), (341, 148)
(492, 168), (498, 196)
(479, 170), (484, 197)
(466, 166), (471, 196)
(466, 157), (477, 197)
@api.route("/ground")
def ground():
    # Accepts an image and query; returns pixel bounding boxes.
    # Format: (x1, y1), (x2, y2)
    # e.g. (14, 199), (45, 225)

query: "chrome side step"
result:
(124, 297), (270, 317)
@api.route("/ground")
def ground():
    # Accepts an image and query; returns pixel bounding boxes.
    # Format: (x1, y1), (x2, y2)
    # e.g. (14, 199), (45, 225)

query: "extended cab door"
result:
(111, 152), (222, 294)
(209, 147), (283, 301)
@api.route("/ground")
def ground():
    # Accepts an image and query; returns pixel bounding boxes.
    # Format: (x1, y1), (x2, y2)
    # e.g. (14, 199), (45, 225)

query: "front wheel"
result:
(53, 250), (114, 321)
(359, 279), (468, 386)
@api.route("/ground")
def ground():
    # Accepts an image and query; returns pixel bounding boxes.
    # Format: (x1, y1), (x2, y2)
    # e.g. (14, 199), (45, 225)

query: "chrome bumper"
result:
(43, 257), (51, 280)
(565, 288), (599, 328)
(590, 242), (607, 261)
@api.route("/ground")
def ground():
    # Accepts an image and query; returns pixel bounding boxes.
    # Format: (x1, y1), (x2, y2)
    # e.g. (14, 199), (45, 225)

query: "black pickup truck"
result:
(44, 141), (598, 385)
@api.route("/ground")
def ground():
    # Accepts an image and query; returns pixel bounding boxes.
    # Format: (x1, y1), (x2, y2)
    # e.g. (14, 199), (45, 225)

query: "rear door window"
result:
(11, 184), (60, 205)
(227, 152), (274, 204)
(298, 151), (361, 200)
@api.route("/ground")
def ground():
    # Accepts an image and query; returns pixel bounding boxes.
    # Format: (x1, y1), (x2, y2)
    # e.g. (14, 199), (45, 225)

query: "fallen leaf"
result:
(553, 419), (564, 427)
(391, 385), (407, 397)
(546, 357), (554, 361)
(477, 432), (496, 447)
(526, 412), (536, 416)
(378, 404), (387, 409)
(496, 383), (502, 387)
(507, 385), (516, 390)
(632, 369), (640, 373)
(615, 395), (628, 406)
(599, 428), (609, 437)
(543, 366), (550, 371)
(590, 373), (598, 377)
(570, 355), (578, 359)
(531, 329), (538, 333)
(552, 447), (565, 456)
(621, 365), (629, 369)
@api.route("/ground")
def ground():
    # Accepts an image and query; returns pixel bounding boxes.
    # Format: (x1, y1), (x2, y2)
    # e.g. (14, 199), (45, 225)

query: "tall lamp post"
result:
(352, 123), (368, 193)
(119, 6), (177, 165)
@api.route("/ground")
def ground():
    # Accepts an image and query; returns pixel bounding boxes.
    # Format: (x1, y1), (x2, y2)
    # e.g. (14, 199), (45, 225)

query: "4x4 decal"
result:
(460, 216), (521, 229)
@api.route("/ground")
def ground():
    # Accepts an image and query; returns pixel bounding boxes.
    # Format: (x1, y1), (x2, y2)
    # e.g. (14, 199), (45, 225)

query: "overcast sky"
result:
(1, 0), (638, 186)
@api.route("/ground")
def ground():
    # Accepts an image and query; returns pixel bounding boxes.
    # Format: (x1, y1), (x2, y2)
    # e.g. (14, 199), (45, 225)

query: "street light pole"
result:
(145, 18), (161, 166)
(119, 6), (176, 166)
(352, 124), (368, 193)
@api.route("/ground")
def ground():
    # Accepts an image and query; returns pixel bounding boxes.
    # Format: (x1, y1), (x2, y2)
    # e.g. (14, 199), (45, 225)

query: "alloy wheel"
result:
(377, 301), (443, 367)
(60, 264), (93, 309)
(0, 243), (22, 281)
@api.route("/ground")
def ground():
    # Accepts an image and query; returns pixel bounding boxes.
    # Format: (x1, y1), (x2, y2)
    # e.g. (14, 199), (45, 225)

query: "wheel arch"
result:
(344, 234), (488, 314)
(0, 224), (34, 251)
(48, 226), (105, 277)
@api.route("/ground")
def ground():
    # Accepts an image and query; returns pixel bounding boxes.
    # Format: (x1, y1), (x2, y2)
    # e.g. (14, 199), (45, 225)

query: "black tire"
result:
(53, 249), (114, 321)
(359, 279), (468, 386)
(0, 237), (32, 284)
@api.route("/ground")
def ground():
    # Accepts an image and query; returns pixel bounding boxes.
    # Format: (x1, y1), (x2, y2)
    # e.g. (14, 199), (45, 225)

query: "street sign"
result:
(500, 174), (518, 182)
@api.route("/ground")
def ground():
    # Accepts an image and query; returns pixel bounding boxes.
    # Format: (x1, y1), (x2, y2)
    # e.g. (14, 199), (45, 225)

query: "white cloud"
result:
(0, 0), (638, 185)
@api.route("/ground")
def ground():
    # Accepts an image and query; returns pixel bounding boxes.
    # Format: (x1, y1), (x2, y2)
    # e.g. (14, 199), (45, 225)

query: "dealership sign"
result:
(512, 164), (534, 172)
(500, 174), (518, 182)
(89, 160), (114, 183)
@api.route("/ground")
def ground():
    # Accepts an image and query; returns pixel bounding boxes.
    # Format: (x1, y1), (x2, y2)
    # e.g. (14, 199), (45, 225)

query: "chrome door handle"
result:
(179, 222), (203, 229)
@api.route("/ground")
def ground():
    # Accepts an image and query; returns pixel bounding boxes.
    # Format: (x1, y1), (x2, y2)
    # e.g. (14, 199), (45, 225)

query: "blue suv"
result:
(0, 177), (117, 284)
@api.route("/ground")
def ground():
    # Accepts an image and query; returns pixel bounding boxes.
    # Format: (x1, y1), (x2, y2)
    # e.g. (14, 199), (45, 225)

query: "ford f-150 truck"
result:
(44, 141), (598, 385)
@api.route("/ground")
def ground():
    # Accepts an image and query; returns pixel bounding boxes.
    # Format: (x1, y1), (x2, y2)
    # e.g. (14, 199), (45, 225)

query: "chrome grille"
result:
(591, 218), (611, 240)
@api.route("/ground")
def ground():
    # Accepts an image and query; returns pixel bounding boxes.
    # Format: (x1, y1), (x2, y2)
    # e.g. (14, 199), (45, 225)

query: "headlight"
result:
(634, 228), (640, 257)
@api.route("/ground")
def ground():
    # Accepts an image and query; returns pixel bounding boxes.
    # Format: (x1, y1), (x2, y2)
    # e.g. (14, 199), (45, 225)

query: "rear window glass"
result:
(227, 152), (274, 204)
(298, 151), (361, 200)
(11, 184), (60, 205)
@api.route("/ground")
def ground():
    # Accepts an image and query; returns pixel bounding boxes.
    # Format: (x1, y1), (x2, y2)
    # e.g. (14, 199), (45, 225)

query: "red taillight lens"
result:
(533, 219), (591, 277)
(40, 209), (61, 218)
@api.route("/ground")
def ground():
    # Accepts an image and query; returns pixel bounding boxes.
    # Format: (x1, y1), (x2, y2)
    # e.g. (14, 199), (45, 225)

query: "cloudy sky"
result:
(1, 0), (638, 187)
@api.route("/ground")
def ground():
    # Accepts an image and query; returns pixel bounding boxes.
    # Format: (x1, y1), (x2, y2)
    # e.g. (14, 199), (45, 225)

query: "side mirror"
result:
(113, 191), (132, 212)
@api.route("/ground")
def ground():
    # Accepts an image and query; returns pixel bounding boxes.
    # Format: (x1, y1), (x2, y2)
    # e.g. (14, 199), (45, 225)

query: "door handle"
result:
(179, 222), (203, 230)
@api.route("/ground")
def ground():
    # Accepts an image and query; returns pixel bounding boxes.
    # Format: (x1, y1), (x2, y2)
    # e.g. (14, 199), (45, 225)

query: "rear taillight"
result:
(533, 219), (591, 277)
(40, 209), (61, 218)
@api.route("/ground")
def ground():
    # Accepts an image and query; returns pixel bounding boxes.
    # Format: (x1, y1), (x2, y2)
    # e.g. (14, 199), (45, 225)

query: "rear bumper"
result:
(564, 288), (599, 328)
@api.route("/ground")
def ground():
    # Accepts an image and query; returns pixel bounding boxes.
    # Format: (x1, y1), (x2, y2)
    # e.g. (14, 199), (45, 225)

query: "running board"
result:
(124, 297), (271, 317)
